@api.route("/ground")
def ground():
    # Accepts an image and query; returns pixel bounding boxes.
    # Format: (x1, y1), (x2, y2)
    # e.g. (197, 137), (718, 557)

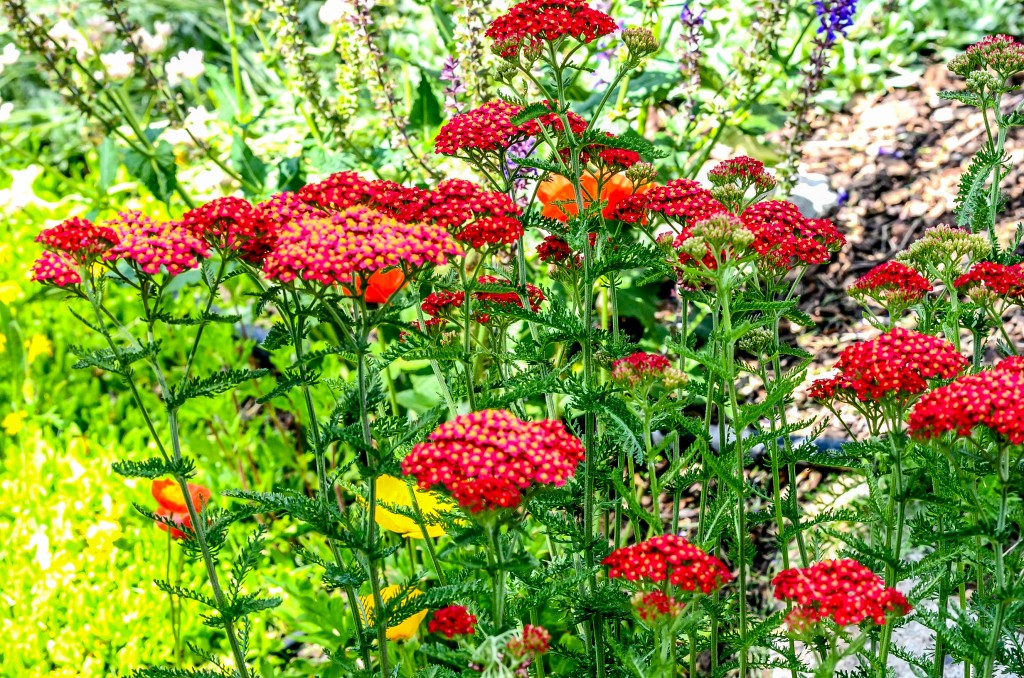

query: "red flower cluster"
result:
(807, 328), (967, 403)
(644, 179), (727, 223)
(772, 559), (911, 628)
(849, 261), (933, 308)
(421, 290), (466, 317)
(428, 605), (477, 638)
(401, 409), (585, 512)
(954, 261), (1024, 300)
(181, 196), (276, 263)
(602, 534), (733, 594)
(106, 211), (209, 276)
(537, 235), (573, 264)
(909, 357), (1024, 445)
(610, 352), (686, 389)
(740, 200), (844, 270)
(151, 478), (212, 540)
(36, 216), (119, 261)
(263, 206), (460, 287)
(707, 156), (777, 194)
(635, 590), (684, 622)
(485, 0), (617, 58)
(506, 624), (552, 658)
(434, 100), (587, 156)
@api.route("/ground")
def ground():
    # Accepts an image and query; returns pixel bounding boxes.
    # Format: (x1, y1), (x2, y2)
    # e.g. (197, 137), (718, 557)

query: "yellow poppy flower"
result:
(359, 584), (428, 641)
(26, 334), (53, 364)
(373, 474), (451, 539)
(2, 410), (26, 436)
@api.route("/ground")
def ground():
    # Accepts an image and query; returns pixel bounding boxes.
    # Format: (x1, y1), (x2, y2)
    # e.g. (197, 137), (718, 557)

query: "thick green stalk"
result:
(982, 448), (1011, 678)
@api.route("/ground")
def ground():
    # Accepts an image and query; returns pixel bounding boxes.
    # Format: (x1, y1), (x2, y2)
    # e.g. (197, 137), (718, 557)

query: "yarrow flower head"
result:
(422, 179), (523, 249)
(506, 624), (551, 659)
(849, 260), (933, 316)
(401, 409), (585, 513)
(537, 235), (575, 265)
(610, 352), (687, 390)
(712, 155), (774, 204)
(740, 200), (844, 271)
(151, 478), (212, 540)
(428, 605), (477, 638)
(263, 206), (461, 292)
(642, 179), (726, 224)
(953, 262), (1024, 303)
(181, 196), (276, 263)
(949, 35), (1024, 79)
(36, 216), (119, 263)
(909, 357), (1024, 445)
(673, 213), (755, 270)
(32, 250), (81, 287)
(485, 0), (618, 58)
(634, 590), (684, 623)
(434, 100), (586, 158)
(105, 211), (209, 277)
(772, 559), (911, 629)
(807, 328), (967, 404)
(602, 534), (733, 593)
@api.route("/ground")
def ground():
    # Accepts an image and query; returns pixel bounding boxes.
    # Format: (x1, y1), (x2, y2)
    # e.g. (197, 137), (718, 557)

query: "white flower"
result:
(0, 43), (19, 67)
(100, 50), (134, 81)
(162, 106), (217, 146)
(48, 19), (91, 61)
(318, 0), (351, 26)
(134, 23), (170, 55)
(85, 17), (116, 44)
(165, 48), (204, 86)
(0, 101), (12, 123)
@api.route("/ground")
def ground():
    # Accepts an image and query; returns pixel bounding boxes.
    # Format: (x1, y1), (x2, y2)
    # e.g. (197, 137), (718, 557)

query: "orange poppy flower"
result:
(151, 478), (212, 539)
(344, 268), (406, 304)
(537, 172), (646, 222)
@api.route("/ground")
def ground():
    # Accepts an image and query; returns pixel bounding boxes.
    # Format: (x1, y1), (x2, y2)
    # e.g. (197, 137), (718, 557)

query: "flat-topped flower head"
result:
(297, 171), (376, 212)
(434, 100), (586, 157)
(772, 559), (911, 628)
(429, 605), (477, 638)
(256, 192), (320, 229)
(949, 34), (1024, 78)
(537, 235), (574, 264)
(603, 534), (733, 593)
(709, 156), (776, 192)
(807, 327), (966, 404)
(485, 0), (617, 58)
(421, 289), (466, 318)
(506, 624), (551, 658)
(181, 196), (275, 263)
(611, 352), (687, 390)
(421, 179), (523, 248)
(36, 216), (119, 262)
(263, 206), (461, 290)
(849, 260), (933, 315)
(953, 262), (1024, 302)
(634, 590), (684, 622)
(645, 179), (727, 224)
(909, 357), (1024, 445)
(740, 200), (844, 271)
(32, 250), (82, 287)
(106, 212), (209, 277)
(401, 409), (585, 513)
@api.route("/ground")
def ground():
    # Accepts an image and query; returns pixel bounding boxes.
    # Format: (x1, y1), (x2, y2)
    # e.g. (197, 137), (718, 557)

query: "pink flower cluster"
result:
(401, 409), (585, 513)
(707, 155), (777, 194)
(909, 357), (1024, 445)
(807, 328), (967, 403)
(602, 534), (733, 594)
(262, 206), (460, 286)
(610, 352), (686, 389)
(181, 196), (277, 262)
(772, 559), (911, 628)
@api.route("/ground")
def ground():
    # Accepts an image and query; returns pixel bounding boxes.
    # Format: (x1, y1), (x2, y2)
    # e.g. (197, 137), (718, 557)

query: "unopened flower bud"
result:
(623, 27), (659, 58)
(966, 71), (1002, 95)
(739, 328), (774, 356)
(625, 161), (658, 187)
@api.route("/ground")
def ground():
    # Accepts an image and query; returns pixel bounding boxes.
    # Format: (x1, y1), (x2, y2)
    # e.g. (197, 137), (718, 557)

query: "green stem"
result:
(487, 525), (507, 628)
